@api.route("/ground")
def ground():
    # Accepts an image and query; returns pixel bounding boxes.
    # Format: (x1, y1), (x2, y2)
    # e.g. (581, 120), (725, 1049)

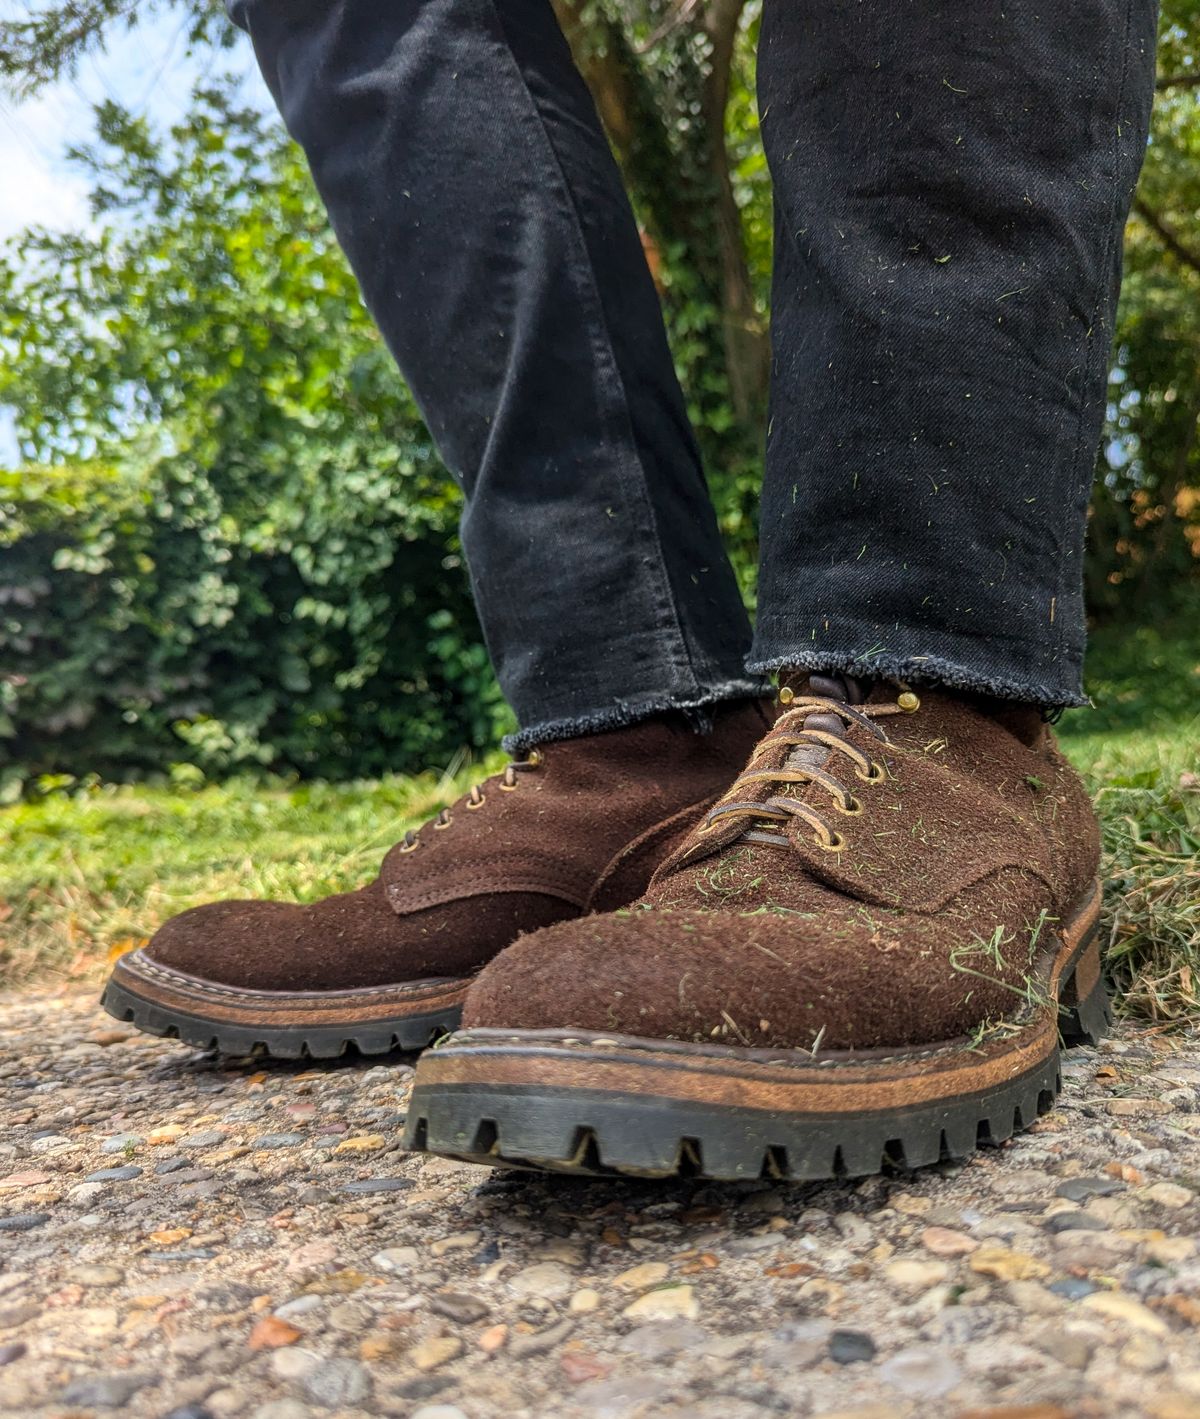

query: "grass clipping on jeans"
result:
(1095, 771), (1200, 1026)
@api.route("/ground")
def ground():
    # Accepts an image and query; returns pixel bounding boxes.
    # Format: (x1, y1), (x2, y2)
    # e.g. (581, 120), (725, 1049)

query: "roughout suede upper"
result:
(142, 700), (772, 993)
(461, 687), (1101, 1051)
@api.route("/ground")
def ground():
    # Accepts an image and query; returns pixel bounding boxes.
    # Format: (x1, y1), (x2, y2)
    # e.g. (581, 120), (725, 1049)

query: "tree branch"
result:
(1156, 72), (1200, 90)
(1133, 196), (1200, 279)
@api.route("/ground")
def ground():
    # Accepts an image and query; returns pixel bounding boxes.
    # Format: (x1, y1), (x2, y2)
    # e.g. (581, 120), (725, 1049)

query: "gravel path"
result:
(1, 988), (1199, 1419)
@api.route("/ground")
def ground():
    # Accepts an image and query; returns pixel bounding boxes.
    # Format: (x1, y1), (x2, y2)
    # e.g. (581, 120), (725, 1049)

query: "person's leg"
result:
(405, 0), (1160, 1180)
(751, 0), (1157, 701)
(229, 0), (761, 744)
(105, 0), (771, 1057)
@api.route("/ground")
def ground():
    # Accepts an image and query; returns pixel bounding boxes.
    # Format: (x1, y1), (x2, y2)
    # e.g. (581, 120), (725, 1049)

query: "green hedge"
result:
(0, 95), (512, 798)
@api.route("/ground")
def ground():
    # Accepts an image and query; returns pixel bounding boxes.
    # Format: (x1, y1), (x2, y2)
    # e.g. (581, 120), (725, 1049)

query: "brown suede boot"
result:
(405, 676), (1107, 1179)
(102, 700), (772, 1057)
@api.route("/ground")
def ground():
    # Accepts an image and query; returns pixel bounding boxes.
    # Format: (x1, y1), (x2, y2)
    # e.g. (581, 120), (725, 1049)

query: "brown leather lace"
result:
(702, 685), (918, 851)
(398, 749), (543, 852)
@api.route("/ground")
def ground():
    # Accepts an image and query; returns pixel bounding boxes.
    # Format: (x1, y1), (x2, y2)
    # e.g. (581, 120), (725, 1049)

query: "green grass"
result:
(2, 619), (1197, 1020)
(1048, 617), (1200, 1024)
(0, 753), (504, 988)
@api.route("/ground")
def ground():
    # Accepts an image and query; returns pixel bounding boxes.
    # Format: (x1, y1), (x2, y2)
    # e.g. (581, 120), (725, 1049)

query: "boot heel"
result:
(1059, 938), (1111, 1047)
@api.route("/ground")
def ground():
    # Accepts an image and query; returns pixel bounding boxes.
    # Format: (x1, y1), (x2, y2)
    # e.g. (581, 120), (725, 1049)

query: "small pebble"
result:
(271, 1348), (321, 1382)
(1144, 1182), (1193, 1209)
(251, 1404), (310, 1419)
(921, 1225), (978, 1257)
(183, 1131), (226, 1148)
(100, 1135), (142, 1154)
(1080, 1291), (1168, 1334)
(59, 1373), (153, 1408)
(427, 1291), (489, 1324)
(879, 1345), (963, 1397)
(429, 1231), (480, 1257)
(622, 1286), (699, 1323)
(342, 1177), (412, 1194)
(1048, 1278), (1099, 1300)
(508, 1318), (575, 1358)
(828, 1330), (877, 1364)
(371, 1246), (419, 1272)
(332, 1134), (385, 1154)
(613, 1262), (670, 1291)
(1042, 1210), (1109, 1233)
(1055, 1176), (1124, 1202)
(885, 1258), (950, 1290)
(301, 1357), (371, 1408)
(410, 1336), (464, 1372)
(507, 1262), (575, 1301)
(66, 1264), (124, 1288)
(0, 1211), (51, 1233)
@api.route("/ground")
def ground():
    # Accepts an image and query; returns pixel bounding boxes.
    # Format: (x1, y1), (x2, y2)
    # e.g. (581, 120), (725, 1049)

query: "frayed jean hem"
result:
(502, 677), (772, 753)
(746, 650), (1088, 712)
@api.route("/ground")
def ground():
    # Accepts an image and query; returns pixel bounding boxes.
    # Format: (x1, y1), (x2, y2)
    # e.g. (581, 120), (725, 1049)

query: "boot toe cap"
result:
(462, 891), (1044, 1052)
(143, 899), (315, 991)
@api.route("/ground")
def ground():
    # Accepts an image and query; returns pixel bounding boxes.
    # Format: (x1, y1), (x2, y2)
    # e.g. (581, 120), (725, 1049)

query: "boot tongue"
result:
(780, 672), (873, 773)
(805, 671), (867, 705)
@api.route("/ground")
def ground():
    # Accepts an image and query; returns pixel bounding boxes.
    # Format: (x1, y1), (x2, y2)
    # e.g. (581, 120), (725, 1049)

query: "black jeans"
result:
(230, 0), (1157, 748)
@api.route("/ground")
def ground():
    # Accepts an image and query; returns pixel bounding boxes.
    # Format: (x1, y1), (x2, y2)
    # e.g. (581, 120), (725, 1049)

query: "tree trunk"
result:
(699, 0), (770, 418)
(550, 0), (768, 422)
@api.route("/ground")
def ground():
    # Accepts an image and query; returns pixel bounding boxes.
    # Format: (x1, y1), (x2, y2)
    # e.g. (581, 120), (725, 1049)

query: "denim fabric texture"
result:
(750, 0), (1159, 706)
(230, 0), (1158, 743)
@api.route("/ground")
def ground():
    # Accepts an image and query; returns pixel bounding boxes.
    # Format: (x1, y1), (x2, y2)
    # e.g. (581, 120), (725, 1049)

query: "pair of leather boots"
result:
(105, 677), (1107, 1181)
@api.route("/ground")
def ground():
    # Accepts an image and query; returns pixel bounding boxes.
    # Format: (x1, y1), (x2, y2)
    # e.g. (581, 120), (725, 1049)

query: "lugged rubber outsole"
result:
(402, 882), (1107, 1181)
(101, 955), (464, 1059)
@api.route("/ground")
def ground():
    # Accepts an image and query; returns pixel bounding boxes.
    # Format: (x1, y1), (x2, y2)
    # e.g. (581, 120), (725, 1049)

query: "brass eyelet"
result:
(856, 761), (886, 784)
(498, 781), (518, 792)
(466, 794), (486, 810)
(778, 686), (795, 705)
(834, 795), (864, 816)
(433, 816), (452, 830)
(527, 749), (543, 767)
(817, 831), (846, 852)
(399, 838), (421, 853)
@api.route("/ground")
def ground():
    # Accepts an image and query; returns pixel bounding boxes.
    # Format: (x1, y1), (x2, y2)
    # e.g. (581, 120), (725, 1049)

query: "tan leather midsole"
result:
(417, 881), (1102, 1116)
(112, 952), (468, 1026)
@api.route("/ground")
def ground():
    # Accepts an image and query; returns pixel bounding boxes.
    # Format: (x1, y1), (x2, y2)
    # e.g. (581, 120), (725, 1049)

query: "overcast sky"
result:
(0, 4), (273, 463)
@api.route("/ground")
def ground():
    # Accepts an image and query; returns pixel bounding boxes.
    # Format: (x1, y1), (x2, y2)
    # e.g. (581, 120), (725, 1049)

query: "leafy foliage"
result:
(1090, 0), (1200, 613)
(0, 0), (1198, 792)
(0, 92), (509, 795)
